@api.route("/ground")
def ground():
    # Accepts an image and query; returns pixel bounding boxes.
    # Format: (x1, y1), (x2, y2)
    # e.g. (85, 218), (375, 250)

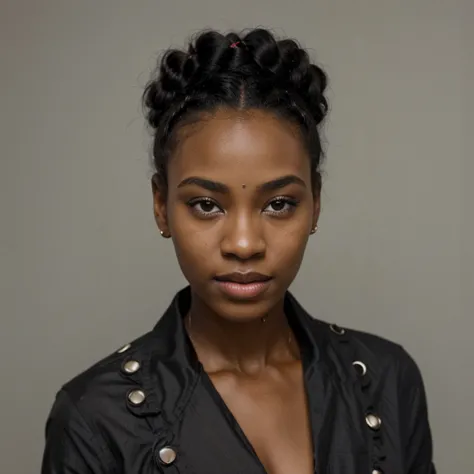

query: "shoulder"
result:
(348, 326), (419, 375)
(42, 330), (160, 472)
(309, 316), (424, 391)
(47, 290), (189, 432)
(61, 330), (156, 404)
(46, 328), (163, 439)
(349, 325), (423, 384)
(43, 330), (160, 465)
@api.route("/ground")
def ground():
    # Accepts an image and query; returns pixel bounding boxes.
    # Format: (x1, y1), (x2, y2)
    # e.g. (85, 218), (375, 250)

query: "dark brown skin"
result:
(152, 108), (320, 474)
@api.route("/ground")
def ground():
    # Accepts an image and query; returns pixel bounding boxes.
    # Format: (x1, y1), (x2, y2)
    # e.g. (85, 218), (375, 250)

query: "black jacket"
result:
(41, 287), (436, 474)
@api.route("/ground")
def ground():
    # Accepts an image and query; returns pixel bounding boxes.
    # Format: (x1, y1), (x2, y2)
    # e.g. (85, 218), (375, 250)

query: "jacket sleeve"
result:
(398, 348), (436, 474)
(41, 390), (114, 474)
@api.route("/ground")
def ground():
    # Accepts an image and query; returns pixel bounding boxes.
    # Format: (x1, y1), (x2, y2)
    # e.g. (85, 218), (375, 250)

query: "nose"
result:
(220, 212), (266, 261)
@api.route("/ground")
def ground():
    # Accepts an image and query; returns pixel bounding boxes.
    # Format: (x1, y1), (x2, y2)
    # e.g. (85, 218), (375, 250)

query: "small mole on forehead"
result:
(242, 184), (247, 189)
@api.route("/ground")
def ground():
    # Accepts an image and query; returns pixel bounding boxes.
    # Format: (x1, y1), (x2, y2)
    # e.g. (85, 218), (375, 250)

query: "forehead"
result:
(169, 109), (310, 185)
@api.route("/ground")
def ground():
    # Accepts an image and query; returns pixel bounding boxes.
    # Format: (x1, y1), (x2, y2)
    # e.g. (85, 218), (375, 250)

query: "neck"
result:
(186, 290), (298, 375)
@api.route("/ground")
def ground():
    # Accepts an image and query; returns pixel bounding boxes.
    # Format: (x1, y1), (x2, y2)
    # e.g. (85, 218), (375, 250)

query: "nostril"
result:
(221, 240), (266, 260)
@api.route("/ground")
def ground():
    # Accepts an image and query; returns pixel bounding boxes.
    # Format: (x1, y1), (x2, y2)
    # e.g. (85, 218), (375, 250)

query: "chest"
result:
(208, 364), (313, 474)
(120, 365), (403, 474)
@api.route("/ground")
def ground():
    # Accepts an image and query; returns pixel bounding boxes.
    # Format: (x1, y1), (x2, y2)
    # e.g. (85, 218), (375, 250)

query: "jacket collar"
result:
(133, 286), (328, 425)
(152, 286), (322, 373)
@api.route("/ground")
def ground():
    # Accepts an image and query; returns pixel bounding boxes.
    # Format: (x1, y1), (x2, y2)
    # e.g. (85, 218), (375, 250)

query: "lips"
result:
(213, 272), (273, 300)
(214, 272), (272, 284)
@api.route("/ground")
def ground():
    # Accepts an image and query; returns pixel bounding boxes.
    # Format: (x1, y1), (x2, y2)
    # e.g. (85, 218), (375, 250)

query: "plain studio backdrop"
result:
(0, 1), (472, 472)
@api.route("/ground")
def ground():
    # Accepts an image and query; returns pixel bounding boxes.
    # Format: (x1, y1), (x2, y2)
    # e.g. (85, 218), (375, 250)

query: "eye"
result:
(187, 198), (223, 217)
(263, 197), (299, 216)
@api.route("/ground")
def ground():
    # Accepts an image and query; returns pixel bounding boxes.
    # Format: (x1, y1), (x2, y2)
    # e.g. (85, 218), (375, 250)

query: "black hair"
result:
(142, 28), (329, 193)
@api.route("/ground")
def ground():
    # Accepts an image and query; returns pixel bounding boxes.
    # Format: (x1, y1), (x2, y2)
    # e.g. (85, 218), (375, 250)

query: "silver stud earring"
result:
(160, 230), (170, 238)
(310, 225), (318, 235)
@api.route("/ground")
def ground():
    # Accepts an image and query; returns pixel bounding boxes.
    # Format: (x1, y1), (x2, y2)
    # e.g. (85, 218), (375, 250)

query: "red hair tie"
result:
(230, 41), (241, 49)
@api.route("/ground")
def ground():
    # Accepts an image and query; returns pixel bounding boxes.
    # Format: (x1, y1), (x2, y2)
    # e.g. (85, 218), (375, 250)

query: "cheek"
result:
(168, 207), (218, 279)
(174, 232), (213, 262)
(267, 220), (310, 273)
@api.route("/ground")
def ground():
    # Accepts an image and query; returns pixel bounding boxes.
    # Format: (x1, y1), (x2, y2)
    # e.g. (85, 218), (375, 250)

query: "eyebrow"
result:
(177, 175), (307, 193)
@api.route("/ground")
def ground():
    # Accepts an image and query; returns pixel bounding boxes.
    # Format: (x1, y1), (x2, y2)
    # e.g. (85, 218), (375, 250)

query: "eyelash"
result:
(186, 196), (300, 218)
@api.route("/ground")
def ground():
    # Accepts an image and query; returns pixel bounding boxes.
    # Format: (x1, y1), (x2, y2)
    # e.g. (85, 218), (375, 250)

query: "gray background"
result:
(1, 1), (472, 472)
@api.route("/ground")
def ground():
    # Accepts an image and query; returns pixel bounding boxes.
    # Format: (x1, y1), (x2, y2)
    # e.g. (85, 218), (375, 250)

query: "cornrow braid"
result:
(143, 28), (329, 193)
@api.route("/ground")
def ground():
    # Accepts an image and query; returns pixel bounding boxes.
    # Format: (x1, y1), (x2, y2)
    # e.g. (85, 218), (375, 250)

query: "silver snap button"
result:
(372, 469), (383, 474)
(127, 389), (146, 406)
(352, 361), (367, 376)
(329, 324), (346, 335)
(365, 413), (382, 431)
(122, 360), (141, 375)
(159, 446), (177, 465)
(117, 343), (131, 354)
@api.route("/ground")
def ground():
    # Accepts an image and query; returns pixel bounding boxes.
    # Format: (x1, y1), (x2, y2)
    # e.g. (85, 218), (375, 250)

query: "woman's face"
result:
(153, 108), (320, 322)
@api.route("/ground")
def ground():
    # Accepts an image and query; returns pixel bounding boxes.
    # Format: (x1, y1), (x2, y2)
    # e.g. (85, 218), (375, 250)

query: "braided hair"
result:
(142, 28), (329, 193)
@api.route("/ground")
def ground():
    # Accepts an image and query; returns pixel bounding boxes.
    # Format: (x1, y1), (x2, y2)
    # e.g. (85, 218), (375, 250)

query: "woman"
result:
(41, 28), (435, 474)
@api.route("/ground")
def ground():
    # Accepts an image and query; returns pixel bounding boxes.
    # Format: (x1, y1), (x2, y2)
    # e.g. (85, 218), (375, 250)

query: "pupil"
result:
(201, 200), (214, 212)
(272, 200), (285, 211)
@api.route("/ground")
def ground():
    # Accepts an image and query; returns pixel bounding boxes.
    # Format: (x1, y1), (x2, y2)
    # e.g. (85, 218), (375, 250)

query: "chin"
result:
(210, 290), (283, 323)
(211, 301), (272, 323)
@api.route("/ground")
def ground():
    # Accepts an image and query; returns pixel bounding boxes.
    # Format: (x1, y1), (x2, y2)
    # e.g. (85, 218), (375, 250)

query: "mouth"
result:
(214, 272), (272, 284)
(213, 272), (272, 300)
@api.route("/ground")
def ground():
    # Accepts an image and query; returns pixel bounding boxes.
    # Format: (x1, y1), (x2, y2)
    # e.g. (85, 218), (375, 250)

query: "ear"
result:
(312, 188), (321, 230)
(151, 173), (171, 238)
